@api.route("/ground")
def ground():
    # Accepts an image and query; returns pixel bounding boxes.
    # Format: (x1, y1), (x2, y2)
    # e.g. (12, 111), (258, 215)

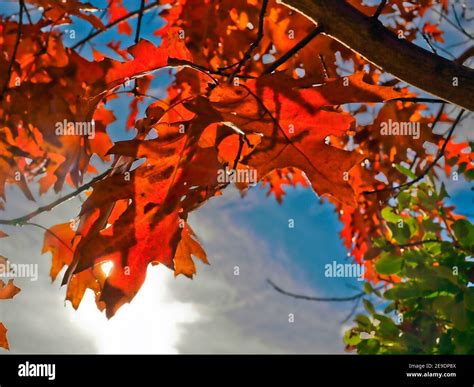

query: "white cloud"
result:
(1, 184), (351, 354)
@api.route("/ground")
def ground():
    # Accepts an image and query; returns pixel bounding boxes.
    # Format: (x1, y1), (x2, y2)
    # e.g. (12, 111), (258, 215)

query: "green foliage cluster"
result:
(345, 173), (474, 354)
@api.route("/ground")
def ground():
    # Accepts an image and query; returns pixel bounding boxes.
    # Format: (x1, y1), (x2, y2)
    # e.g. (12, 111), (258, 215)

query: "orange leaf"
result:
(0, 323), (9, 350)
(0, 280), (21, 300)
(173, 224), (209, 278)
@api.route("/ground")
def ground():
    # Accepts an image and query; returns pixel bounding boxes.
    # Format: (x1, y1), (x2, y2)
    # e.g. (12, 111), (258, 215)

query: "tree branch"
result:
(267, 279), (366, 301)
(456, 46), (474, 65)
(277, 0), (474, 111)
(76, 7), (109, 53)
(372, 0), (387, 20)
(25, 222), (73, 252)
(392, 97), (446, 104)
(134, 0), (146, 43)
(340, 297), (361, 324)
(230, 0), (269, 80)
(232, 135), (245, 170)
(133, 0), (146, 94)
(0, 0), (24, 102)
(0, 168), (113, 226)
(71, 1), (161, 50)
(264, 25), (324, 74)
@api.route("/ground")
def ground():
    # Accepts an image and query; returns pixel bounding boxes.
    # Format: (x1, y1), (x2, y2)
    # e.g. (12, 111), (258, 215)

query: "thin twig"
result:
(319, 54), (329, 78)
(23, 3), (32, 24)
(340, 297), (361, 324)
(264, 25), (324, 74)
(0, 168), (113, 226)
(267, 279), (366, 302)
(133, 0), (146, 94)
(232, 135), (245, 170)
(432, 7), (474, 40)
(408, 154), (418, 170)
(0, 0), (24, 102)
(431, 102), (446, 132)
(373, 0), (388, 20)
(77, 7), (109, 53)
(71, 1), (161, 50)
(230, 0), (269, 81)
(451, 4), (474, 40)
(134, 0), (146, 43)
(392, 97), (446, 104)
(421, 32), (438, 54)
(25, 222), (73, 252)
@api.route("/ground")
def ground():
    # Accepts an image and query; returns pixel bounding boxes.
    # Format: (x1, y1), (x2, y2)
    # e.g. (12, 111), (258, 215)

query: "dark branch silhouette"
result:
(71, 1), (161, 49)
(264, 25), (324, 74)
(267, 279), (366, 302)
(0, 168), (113, 227)
(230, 0), (269, 80)
(279, 0), (474, 110)
(373, 0), (387, 20)
(0, 0), (24, 102)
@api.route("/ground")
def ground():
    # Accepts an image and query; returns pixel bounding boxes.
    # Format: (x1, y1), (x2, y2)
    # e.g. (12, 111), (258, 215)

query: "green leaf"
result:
(464, 288), (474, 311)
(364, 282), (373, 295)
(398, 192), (411, 210)
(404, 217), (418, 235)
(384, 284), (421, 300)
(417, 190), (435, 210)
(363, 299), (376, 315)
(422, 218), (442, 233)
(384, 302), (396, 314)
(465, 169), (474, 181)
(394, 163), (417, 180)
(452, 302), (468, 331)
(439, 332), (454, 354)
(432, 296), (454, 317)
(452, 219), (474, 248)
(388, 222), (411, 244)
(438, 182), (450, 200)
(382, 207), (401, 223)
(343, 330), (361, 346)
(374, 314), (399, 337)
(355, 314), (371, 328)
(357, 338), (380, 354)
(376, 253), (403, 275)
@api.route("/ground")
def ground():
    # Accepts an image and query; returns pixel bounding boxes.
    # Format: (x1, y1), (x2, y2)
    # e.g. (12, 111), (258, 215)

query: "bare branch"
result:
(267, 279), (366, 302)
(0, 0), (24, 102)
(76, 7), (109, 53)
(230, 0), (269, 80)
(25, 222), (73, 252)
(264, 25), (323, 74)
(0, 168), (113, 226)
(71, 1), (161, 50)
(450, 4), (474, 40)
(373, 0), (387, 20)
(340, 297), (361, 324)
(232, 135), (246, 170)
(134, 0), (146, 43)
(456, 46), (474, 64)
(278, 0), (474, 111)
(392, 97), (446, 104)
(132, 0), (147, 94)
